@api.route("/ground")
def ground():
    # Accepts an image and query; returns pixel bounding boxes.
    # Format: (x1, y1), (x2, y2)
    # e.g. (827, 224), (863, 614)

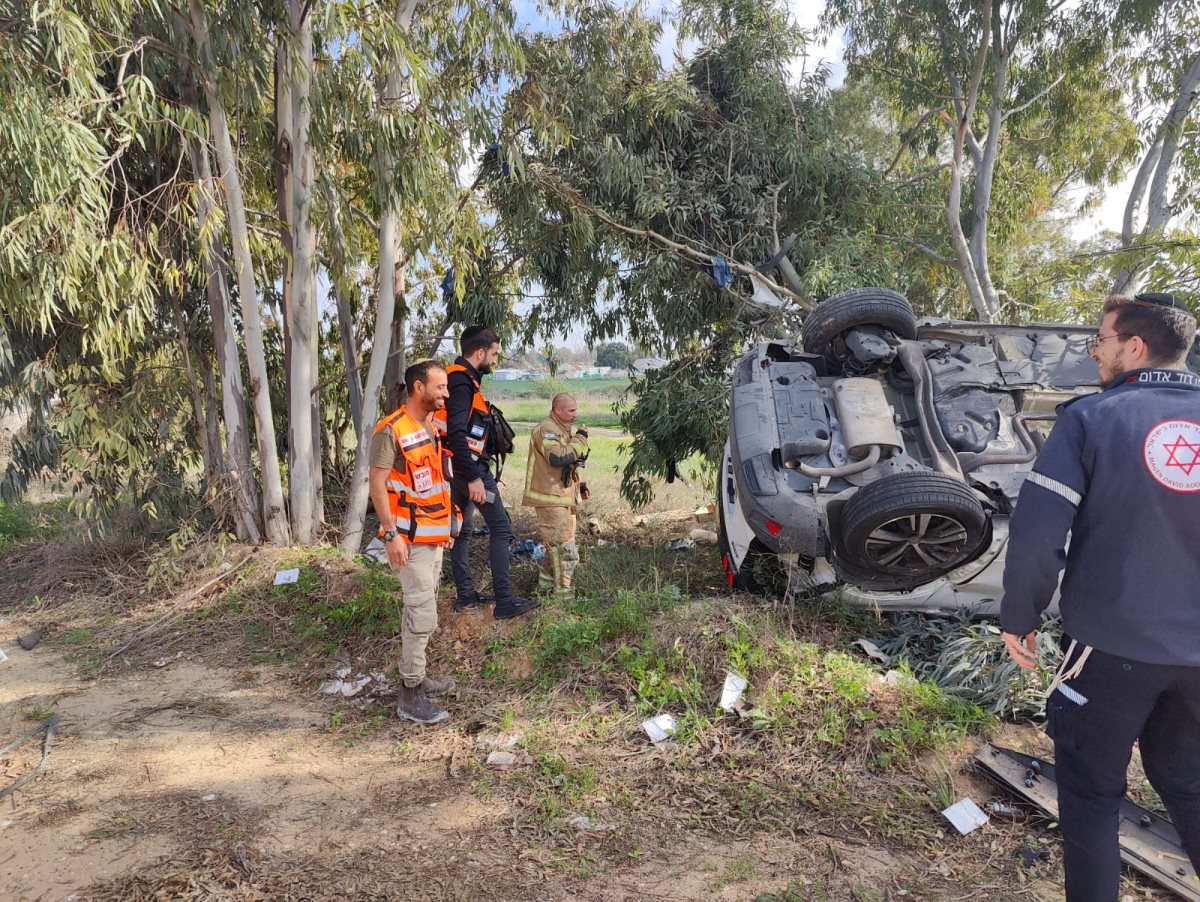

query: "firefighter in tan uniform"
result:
(522, 393), (589, 597)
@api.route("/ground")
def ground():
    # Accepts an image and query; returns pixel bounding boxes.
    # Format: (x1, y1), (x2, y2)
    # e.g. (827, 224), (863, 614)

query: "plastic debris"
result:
(568, 815), (615, 833)
(854, 638), (889, 663)
(1018, 847), (1050, 867)
(689, 528), (719, 545)
(319, 667), (389, 698)
(152, 652), (183, 669)
(363, 537), (388, 564)
(719, 672), (748, 712)
(0, 819), (12, 829)
(480, 734), (521, 749)
(274, 568), (301, 586)
(0, 648), (7, 664)
(942, 798), (989, 835)
(201, 793), (217, 802)
(511, 538), (545, 562)
(879, 669), (917, 688)
(471, 524), (491, 537)
(641, 713), (677, 744)
(665, 538), (694, 551)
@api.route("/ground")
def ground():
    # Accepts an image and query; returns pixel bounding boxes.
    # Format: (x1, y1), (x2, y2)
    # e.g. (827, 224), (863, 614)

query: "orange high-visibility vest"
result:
(374, 406), (455, 544)
(432, 363), (491, 460)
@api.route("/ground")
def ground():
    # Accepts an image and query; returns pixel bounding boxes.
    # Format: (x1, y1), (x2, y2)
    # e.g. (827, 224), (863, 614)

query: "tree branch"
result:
(1002, 73), (1066, 122)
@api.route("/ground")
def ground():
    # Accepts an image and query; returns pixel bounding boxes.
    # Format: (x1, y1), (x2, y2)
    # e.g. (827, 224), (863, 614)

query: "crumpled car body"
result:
(719, 287), (1199, 612)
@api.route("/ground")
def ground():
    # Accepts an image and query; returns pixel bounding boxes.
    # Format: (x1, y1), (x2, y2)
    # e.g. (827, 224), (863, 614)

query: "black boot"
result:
(396, 684), (449, 725)
(453, 592), (493, 613)
(493, 596), (540, 620)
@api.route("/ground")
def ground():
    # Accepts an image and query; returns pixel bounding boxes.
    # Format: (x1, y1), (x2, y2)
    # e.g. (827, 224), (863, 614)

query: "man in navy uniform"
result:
(1001, 292), (1200, 900)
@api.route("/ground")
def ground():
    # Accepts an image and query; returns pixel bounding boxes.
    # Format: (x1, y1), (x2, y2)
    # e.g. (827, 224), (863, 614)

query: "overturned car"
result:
(719, 287), (1177, 612)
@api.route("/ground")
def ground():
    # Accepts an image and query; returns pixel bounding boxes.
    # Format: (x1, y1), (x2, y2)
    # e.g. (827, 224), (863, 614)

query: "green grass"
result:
(0, 498), (62, 552)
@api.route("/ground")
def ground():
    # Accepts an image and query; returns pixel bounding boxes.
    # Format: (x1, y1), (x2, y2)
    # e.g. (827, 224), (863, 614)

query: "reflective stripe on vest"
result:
(433, 363), (490, 458)
(373, 406), (453, 545)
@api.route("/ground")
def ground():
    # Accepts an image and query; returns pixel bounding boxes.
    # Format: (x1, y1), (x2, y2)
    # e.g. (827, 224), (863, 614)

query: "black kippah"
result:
(1134, 291), (1189, 311)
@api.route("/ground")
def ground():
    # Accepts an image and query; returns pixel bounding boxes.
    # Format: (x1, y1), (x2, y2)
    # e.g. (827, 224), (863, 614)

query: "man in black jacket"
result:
(1001, 292), (1200, 900)
(440, 326), (538, 620)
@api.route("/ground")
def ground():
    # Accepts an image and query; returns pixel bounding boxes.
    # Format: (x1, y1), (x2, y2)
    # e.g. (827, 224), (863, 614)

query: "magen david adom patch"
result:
(1143, 419), (1200, 493)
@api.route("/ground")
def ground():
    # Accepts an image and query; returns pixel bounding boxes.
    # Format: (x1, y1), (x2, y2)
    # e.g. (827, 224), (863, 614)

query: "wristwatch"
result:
(383, 528), (402, 542)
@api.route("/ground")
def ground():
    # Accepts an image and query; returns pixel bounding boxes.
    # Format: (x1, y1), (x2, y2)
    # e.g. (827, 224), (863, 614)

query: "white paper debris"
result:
(719, 672), (748, 712)
(363, 537), (389, 564)
(274, 568), (301, 586)
(854, 639), (889, 663)
(152, 651), (183, 668)
(0, 648), (8, 664)
(641, 713), (677, 743)
(201, 793), (217, 802)
(319, 667), (389, 698)
(942, 798), (989, 835)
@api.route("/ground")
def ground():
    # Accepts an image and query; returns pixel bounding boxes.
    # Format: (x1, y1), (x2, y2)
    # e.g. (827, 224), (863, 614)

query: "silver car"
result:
(719, 287), (1198, 612)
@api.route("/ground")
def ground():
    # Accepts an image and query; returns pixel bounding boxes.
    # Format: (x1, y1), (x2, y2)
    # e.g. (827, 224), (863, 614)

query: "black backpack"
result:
(486, 400), (516, 479)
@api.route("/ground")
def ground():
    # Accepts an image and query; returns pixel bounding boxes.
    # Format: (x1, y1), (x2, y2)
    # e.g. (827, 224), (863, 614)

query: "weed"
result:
(499, 706), (516, 732)
(925, 756), (958, 810)
(61, 627), (93, 646)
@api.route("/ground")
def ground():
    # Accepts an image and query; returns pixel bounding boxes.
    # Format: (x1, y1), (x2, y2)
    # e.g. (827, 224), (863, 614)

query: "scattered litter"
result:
(273, 568), (301, 586)
(480, 733), (521, 749)
(486, 751), (520, 769)
(689, 528), (718, 545)
(511, 539), (545, 562)
(854, 638), (889, 663)
(1018, 847), (1050, 867)
(17, 630), (43, 651)
(470, 524), (491, 537)
(319, 667), (390, 699)
(804, 557), (838, 588)
(363, 537), (388, 564)
(0, 819), (12, 828)
(942, 798), (990, 835)
(879, 669), (917, 688)
(152, 651), (183, 669)
(201, 793), (217, 802)
(585, 517), (607, 535)
(986, 800), (1023, 819)
(0, 648), (7, 664)
(641, 713), (677, 744)
(719, 672), (748, 712)
(691, 503), (716, 523)
(665, 538), (694, 551)
(568, 815), (615, 833)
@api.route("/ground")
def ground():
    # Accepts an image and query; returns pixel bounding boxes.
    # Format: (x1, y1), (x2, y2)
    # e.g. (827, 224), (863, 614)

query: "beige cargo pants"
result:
(535, 506), (579, 596)
(394, 544), (444, 687)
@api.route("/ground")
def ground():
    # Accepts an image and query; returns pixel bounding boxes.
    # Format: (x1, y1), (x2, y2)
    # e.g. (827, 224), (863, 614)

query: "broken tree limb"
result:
(0, 714), (59, 800)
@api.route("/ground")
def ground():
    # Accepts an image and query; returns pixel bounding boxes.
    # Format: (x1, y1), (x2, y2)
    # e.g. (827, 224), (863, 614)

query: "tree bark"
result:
(283, 0), (321, 544)
(190, 139), (262, 544)
(1114, 51), (1200, 294)
(341, 0), (418, 555)
(190, 0), (290, 545)
(325, 182), (364, 435)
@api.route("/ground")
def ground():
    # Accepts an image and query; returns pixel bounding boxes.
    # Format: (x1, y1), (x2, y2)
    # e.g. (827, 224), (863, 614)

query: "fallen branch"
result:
(0, 714), (59, 800)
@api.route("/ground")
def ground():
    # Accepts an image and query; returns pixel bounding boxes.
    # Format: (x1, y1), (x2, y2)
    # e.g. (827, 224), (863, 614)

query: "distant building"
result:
(491, 368), (526, 381)
(629, 356), (668, 375)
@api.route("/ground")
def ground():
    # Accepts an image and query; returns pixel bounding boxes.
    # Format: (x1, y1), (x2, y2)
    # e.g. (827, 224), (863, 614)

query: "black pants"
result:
(1047, 643), (1200, 900)
(449, 470), (514, 606)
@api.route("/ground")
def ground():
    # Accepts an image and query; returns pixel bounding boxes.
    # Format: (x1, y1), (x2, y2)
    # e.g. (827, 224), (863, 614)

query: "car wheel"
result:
(839, 473), (988, 580)
(800, 288), (919, 359)
(718, 501), (777, 593)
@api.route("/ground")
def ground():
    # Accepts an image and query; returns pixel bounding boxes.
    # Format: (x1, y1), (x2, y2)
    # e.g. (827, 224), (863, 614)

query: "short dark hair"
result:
(460, 325), (500, 358)
(1103, 294), (1196, 365)
(405, 359), (445, 395)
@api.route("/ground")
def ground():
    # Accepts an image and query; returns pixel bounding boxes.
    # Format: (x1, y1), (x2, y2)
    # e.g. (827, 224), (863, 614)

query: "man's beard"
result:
(478, 363), (493, 375)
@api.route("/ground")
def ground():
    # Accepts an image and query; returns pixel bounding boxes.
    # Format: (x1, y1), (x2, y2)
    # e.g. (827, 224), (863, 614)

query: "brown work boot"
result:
(421, 675), (457, 698)
(396, 683), (449, 725)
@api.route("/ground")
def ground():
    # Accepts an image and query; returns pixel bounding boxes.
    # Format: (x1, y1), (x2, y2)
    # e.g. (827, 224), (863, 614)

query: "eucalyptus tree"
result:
(484, 0), (889, 502)
(824, 0), (1138, 322)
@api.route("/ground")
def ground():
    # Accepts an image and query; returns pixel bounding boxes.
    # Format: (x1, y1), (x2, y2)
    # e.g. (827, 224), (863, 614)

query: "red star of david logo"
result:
(1163, 434), (1200, 476)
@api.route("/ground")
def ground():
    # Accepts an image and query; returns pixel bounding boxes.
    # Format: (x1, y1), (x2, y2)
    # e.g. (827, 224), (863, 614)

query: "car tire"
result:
(839, 473), (988, 581)
(801, 287), (919, 358)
